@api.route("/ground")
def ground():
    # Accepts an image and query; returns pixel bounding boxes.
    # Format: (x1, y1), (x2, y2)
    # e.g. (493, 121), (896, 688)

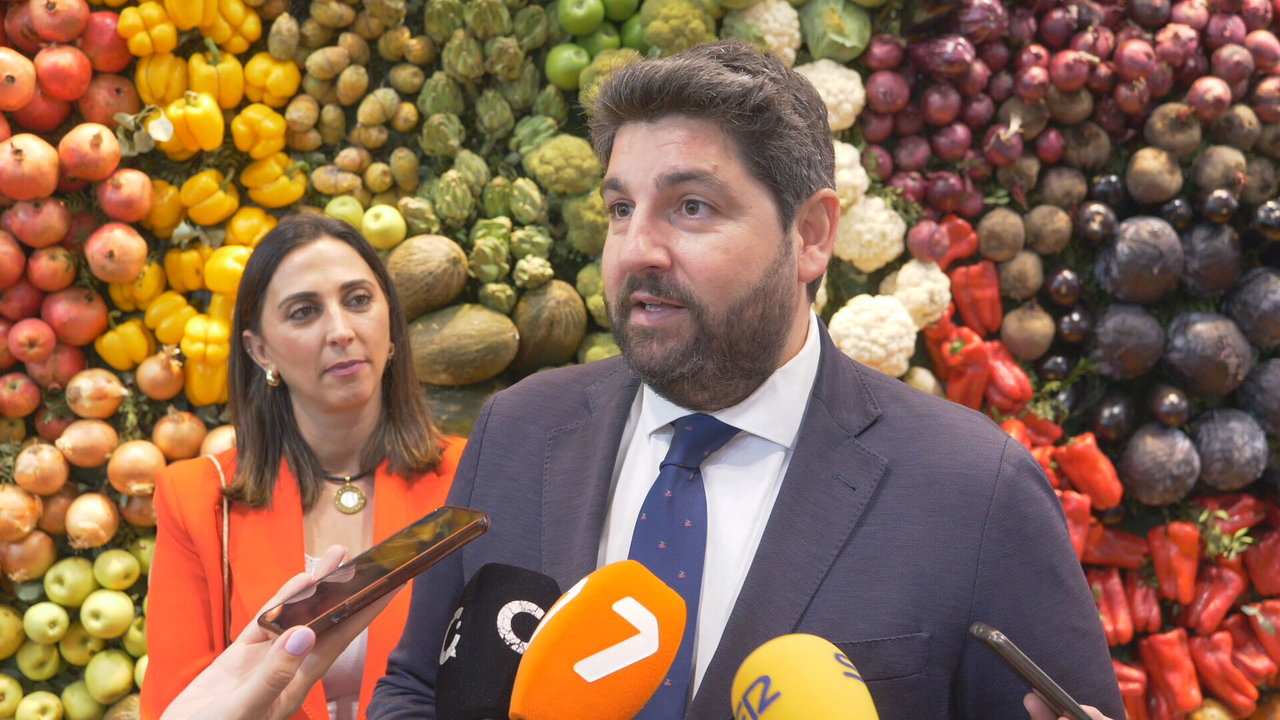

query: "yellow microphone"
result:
(730, 634), (881, 719)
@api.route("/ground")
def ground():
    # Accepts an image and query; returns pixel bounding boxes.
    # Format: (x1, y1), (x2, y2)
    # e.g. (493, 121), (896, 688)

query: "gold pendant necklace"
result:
(323, 469), (371, 514)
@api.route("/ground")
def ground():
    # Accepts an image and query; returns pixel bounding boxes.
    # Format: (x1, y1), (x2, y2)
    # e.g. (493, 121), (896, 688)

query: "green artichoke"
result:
(513, 5), (550, 52)
(397, 196), (443, 235)
(442, 29), (485, 83)
(470, 216), (513, 244)
(508, 177), (547, 224)
(484, 36), (526, 80)
(468, 235), (511, 282)
(425, 0), (466, 45)
(481, 176), (513, 217)
(429, 169), (476, 228)
(464, 0), (512, 41)
(453, 149), (492, 197)
(513, 255), (555, 289)
(418, 71), (467, 117)
(532, 84), (569, 125)
(419, 113), (467, 158)
(509, 115), (558, 157)
(563, 190), (608, 255)
(510, 224), (553, 258)
(476, 89), (516, 143)
(503, 0), (529, 13)
(497, 60), (541, 113)
(479, 282), (518, 314)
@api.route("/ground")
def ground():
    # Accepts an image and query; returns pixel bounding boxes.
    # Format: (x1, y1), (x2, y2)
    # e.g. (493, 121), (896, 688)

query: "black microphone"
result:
(436, 563), (562, 720)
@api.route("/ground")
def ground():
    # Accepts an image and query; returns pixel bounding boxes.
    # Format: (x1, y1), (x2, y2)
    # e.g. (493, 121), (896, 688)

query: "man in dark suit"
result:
(370, 41), (1124, 720)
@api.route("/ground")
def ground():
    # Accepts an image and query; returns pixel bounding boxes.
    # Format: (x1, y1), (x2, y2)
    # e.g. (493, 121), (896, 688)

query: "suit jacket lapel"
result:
(688, 328), (890, 720)
(542, 360), (641, 588)
(227, 460), (306, 624)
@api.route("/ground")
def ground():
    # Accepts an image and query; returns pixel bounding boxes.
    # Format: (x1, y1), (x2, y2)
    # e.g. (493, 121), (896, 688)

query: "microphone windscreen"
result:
(436, 563), (562, 720)
(730, 634), (881, 719)
(509, 560), (687, 720)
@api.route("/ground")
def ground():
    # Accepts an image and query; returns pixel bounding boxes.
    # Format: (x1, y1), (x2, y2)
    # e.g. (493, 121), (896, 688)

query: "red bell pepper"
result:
(937, 214), (978, 271)
(1245, 529), (1280, 597)
(1149, 521), (1201, 605)
(949, 260), (1003, 336)
(1189, 631), (1259, 718)
(1053, 433), (1124, 510)
(1184, 565), (1247, 636)
(1083, 525), (1149, 568)
(1140, 628), (1203, 715)
(1244, 600), (1280, 664)
(1146, 685), (1174, 720)
(922, 303), (956, 381)
(1056, 489), (1091, 560)
(1030, 446), (1059, 488)
(984, 341), (1033, 414)
(1088, 567), (1134, 646)
(1126, 569), (1162, 634)
(1194, 493), (1268, 536)
(943, 327), (990, 410)
(1112, 659), (1150, 720)
(999, 418), (1032, 449)
(1221, 612), (1279, 687)
(1022, 412), (1064, 447)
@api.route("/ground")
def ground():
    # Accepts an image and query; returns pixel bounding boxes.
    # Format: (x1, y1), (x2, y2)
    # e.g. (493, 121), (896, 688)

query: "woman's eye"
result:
(288, 305), (316, 321)
(348, 293), (373, 307)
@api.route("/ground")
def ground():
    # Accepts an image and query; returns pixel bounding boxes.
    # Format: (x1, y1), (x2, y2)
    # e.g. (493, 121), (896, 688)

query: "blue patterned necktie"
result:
(629, 413), (741, 720)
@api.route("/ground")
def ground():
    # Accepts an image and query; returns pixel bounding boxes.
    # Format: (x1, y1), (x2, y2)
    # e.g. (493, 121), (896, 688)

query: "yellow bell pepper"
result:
(204, 245), (252, 296)
(200, 0), (261, 56)
(240, 153), (306, 209)
(188, 39), (244, 110)
(142, 180), (185, 239)
(164, 242), (213, 293)
(165, 0), (217, 31)
(144, 290), (199, 345)
(230, 103), (286, 160)
(153, 114), (199, 162)
(89, 0), (129, 7)
(207, 292), (236, 322)
(107, 261), (167, 312)
(166, 91), (224, 153)
(181, 170), (240, 226)
(94, 319), (157, 372)
(243, 52), (300, 108)
(117, 2), (177, 56)
(225, 206), (276, 247)
(136, 53), (188, 107)
(181, 313), (231, 406)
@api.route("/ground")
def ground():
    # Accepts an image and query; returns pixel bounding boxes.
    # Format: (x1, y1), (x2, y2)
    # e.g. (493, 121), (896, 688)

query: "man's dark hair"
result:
(588, 40), (835, 297)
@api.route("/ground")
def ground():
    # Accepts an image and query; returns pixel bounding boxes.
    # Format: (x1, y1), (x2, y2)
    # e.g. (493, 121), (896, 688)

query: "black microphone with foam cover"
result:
(436, 563), (562, 720)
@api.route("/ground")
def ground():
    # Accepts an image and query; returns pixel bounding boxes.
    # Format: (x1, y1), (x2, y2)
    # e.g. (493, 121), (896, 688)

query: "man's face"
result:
(600, 116), (808, 411)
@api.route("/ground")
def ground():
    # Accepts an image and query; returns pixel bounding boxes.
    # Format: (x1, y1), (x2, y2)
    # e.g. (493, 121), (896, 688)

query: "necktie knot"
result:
(661, 413), (740, 471)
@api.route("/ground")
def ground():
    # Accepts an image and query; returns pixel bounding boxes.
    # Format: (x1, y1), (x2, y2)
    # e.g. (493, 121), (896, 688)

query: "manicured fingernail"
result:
(284, 628), (315, 657)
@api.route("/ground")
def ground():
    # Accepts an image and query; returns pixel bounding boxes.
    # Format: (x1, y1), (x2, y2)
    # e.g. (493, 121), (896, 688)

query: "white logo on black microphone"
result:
(439, 606), (464, 665)
(497, 600), (545, 654)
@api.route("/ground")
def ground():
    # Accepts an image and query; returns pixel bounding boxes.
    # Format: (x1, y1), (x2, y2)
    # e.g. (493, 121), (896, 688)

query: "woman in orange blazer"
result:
(142, 214), (464, 720)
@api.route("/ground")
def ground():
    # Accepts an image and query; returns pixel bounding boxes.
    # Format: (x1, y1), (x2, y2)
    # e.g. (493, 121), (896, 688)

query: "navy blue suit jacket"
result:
(370, 324), (1125, 720)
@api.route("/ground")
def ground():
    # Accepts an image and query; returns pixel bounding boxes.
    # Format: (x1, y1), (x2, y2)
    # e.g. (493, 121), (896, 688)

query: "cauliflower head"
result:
(563, 190), (608, 255)
(579, 48), (642, 114)
(793, 59), (865, 131)
(641, 0), (717, 57)
(827, 294), (917, 378)
(721, 0), (803, 68)
(522, 134), (602, 196)
(834, 195), (906, 273)
(833, 139), (870, 210)
(880, 259), (951, 329)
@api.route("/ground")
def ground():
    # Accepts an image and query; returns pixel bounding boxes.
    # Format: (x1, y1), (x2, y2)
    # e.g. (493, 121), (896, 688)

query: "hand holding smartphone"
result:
(969, 622), (1095, 720)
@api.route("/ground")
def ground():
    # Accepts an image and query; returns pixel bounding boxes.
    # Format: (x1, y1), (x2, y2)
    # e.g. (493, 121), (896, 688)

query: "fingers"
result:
(225, 626), (316, 720)
(1023, 693), (1056, 720)
(311, 544), (347, 578)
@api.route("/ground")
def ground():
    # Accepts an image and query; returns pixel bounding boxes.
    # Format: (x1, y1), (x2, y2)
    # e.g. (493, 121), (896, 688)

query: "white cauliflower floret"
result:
(833, 140), (870, 210)
(827, 294), (917, 378)
(812, 272), (828, 315)
(834, 195), (906, 273)
(793, 59), (865, 131)
(904, 366), (945, 397)
(721, 0), (803, 68)
(879, 259), (951, 329)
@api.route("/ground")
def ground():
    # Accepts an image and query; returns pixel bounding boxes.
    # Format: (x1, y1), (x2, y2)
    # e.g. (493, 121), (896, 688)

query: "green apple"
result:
(44, 558), (98, 608)
(59, 622), (106, 667)
(127, 537), (154, 576)
(16, 640), (60, 681)
(84, 650), (133, 705)
(14, 690), (60, 720)
(0, 606), (24, 660)
(91, 551), (139, 592)
(23, 602), (69, 645)
(79, 591), (134, 640)
(0, 672), (24, 717)
(60, 681), (104, 720)
(324, 195), (365, 228)
(121, 618), (145, 659)
(361, 204), (408, 250)
(132, 656), (146, 690)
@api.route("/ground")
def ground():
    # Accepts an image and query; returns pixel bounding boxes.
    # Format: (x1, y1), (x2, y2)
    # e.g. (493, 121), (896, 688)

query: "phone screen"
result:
(969, 622), (1094, 720)
(258, 505), (490, 635)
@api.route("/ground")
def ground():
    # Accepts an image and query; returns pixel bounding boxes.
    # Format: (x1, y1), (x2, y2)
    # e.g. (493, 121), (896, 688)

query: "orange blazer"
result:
(140, 438), (464, 720)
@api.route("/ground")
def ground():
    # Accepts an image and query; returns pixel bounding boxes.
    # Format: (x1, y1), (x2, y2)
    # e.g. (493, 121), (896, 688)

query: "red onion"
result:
(907, 220), (948, 262)
(1088, 60), (1119, 93)
(1246, 30), (1280, 69)
(1254, 76), (1280, 121)
(1172, 0), (1210, 27)
(866, 71), (912, 115)
(908, 36), (978, 80)
(923, 84), (963, 126)
(957, 60), (991, 96)
(1114, 79), (1152, 114)
(1016, 44), (1051, 70)
(988, 71), (1014, 102)
(1241, 0), (1273, 30)
(860, 112), (894, 143)
(932, 122), (973, 161)
(1071, 26), (1116, 59)
(1231, 77), (1251, 102)
(1092, 96), (1127, 134)
(862, 145), (893, 181)
(866, 35), (905, 70)
(1014, 66), (1051, 102)
(980, 42), (1011, 71)
(1094, 2), (1126, 28)
(1068, 0), (1109, 28)
(1050, 49), (1094, 93)
(894, 136), (932, 172)
(983, 122), (1024, 166)
(1115, 39), (1157, 80)
(961, 148), (993, 181)
(926, 172), (966, 213)
(1215, 0), (1243, 11)
(1035, 127), (1066, 163)
(895, 101), (925, 136)
(888, 172), (927, 203)
(1130, 0), (1173, 28)
(962, 93), (997, 128)
(1155, 24), (1199, 66)
(956, 181), (985, 219)
(1205, 13), (1247, 51)
(1039, 7), (1076, 48)
(1212, 43), (1256, 82)
(1115, 24), (1150, 46)
(1187, 75), (1234, 123)
(957, 0), (1009, 44)
(1148, 61), (1175, 98)
(1009, 8), (1037, 46)
(1175, 51), (1210, 86)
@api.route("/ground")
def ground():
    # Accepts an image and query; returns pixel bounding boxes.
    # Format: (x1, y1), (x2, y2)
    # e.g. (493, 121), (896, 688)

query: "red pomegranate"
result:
(0, 114), (10, 144)
(61, 210), (96, 253)
(0, 47), (35, 112)
(11, 85), (70, 133)
(25, 246), (76, 292)
(34, 44), (92, 102)
(75, 73), (139, 129)
(1, 198), (69, 249)
(0, 133), (59, 200)
(84, 223), (147, 284)
(95, 168), (152, 223)
(58, 123), (119, 182)
(0, 277), (44, 322)
(0, 231), (24, 289)
(3, 2), (41, 55)
(40, 287), (107, 346)
(25, 341), (84, 390)
(77, 12), (129, 73)
(30, 0), (89, 43)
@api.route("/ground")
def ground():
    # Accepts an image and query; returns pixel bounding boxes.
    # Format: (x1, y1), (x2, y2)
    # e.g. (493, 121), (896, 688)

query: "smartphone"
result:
(258, 505), (490, 636)
(969, 622), (1093, 720)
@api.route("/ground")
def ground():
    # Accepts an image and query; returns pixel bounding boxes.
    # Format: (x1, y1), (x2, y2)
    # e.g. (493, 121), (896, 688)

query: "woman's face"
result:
(242, 237), (392, 419)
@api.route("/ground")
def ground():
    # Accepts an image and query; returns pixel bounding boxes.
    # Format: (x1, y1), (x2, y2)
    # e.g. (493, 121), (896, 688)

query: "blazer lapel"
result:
(227, 461), (306, 625)
(688, 329), (890, 720)
(542, 360), (641, 588)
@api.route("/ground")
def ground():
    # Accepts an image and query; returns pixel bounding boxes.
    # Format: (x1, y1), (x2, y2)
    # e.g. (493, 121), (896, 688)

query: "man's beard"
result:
(609, 241), (798, 412)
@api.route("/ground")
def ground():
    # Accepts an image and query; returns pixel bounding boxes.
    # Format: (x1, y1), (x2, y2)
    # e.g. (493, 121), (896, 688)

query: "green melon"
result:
(409, 304), (519, 386)
(512, 279), (587, 375)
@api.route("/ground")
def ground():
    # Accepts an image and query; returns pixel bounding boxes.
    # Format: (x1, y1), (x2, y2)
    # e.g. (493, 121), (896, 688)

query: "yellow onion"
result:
(151, 410), (206, 461)
(65, 493), (120, 549)
(200, 425), (236, 456)
(135, 348), (184, 401)
(13, 442), (69, 496)
(0, 530), (56, 582)
(0, 485), (41, 543)
(65, 368), (129, 419)
(37, 484), (78, 536)
(106, 439), (164, 497)
(55, 419), (119, 468)
(120, 495), (156, 528)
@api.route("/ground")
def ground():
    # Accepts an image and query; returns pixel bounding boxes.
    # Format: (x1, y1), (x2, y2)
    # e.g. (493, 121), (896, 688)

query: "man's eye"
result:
(610, 202), (633, 219)
(682, 200), (705, 215)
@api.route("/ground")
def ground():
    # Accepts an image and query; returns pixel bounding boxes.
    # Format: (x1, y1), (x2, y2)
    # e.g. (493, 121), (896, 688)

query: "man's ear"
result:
(793, 188), (840, 287)
(242, 329), (272, 372)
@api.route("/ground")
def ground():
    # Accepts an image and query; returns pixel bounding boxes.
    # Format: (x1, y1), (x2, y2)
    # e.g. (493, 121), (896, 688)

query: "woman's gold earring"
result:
(387, 342), (396, 360)
(265, 368), (281, 387)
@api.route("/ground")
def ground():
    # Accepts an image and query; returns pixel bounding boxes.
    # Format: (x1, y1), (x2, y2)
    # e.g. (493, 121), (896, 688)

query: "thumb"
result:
(233, 627), (316, 715)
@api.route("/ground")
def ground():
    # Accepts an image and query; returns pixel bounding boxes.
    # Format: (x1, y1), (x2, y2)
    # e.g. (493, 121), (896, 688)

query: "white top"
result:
(303, 553), (367, 720)
(598, 311), (823, 698)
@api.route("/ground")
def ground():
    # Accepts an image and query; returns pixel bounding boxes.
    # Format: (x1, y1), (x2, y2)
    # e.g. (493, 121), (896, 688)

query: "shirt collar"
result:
(639, 311), (823, 449)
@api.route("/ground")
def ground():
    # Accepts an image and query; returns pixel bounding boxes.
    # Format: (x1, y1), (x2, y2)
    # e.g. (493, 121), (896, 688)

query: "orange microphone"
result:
(508, 560), (687, 720)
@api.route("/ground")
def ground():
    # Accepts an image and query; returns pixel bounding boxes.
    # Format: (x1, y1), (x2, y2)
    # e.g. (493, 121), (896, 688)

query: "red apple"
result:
(0, 372), (41, 418)
(7, 317), (55, 364)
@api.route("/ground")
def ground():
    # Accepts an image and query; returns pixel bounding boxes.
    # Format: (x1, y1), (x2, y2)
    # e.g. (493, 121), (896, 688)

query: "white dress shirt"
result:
(597, 311), (823, 697)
